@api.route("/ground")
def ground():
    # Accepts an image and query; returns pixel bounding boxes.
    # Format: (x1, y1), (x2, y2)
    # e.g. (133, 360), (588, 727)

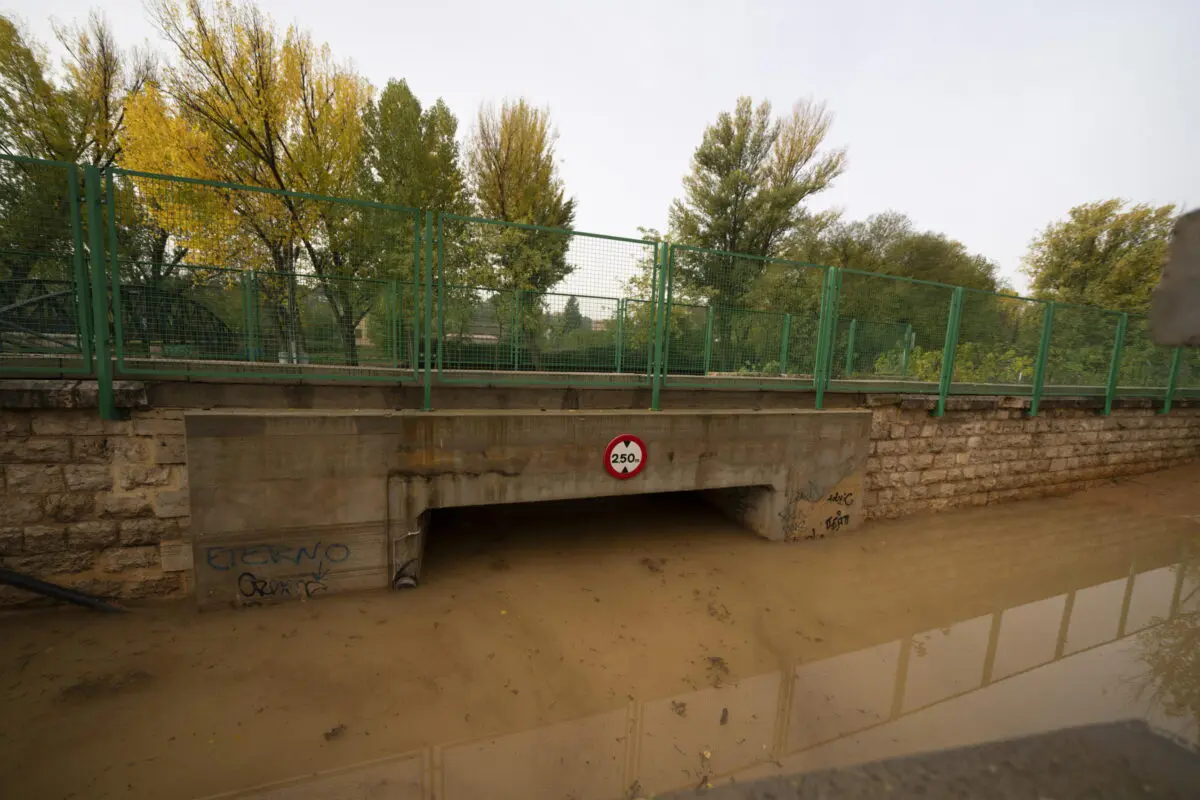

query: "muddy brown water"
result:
(2, 467), (1199, 799)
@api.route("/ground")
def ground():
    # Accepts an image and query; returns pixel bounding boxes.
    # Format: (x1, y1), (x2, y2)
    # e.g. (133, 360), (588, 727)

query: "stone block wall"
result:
(863, 402), (1200, 519)
(1, 406), (190, 607)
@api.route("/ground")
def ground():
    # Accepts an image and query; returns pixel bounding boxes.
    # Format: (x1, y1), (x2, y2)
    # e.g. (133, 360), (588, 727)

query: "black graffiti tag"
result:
(237, 570), (328, 600)
(824, 510), (851, 532)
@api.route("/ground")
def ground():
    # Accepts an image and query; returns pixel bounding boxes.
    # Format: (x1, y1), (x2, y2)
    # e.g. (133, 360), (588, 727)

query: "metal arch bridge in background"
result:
(1, 278), (242, 360)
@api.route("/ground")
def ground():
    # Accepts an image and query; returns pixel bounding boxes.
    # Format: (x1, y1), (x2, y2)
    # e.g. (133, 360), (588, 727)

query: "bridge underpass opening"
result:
(420, 491), (772, 587)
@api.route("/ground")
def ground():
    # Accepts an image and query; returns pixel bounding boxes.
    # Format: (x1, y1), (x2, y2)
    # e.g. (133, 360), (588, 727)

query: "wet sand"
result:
(1, 464), (1198, 799)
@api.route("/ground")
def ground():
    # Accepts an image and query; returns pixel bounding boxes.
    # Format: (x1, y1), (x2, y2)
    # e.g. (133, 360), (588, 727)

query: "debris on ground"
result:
(323, 724), (347, 741)
(670, 700), (688, 717)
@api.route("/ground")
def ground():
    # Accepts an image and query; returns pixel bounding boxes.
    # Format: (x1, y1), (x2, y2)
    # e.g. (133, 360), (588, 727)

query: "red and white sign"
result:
(604, 434), (647, 479)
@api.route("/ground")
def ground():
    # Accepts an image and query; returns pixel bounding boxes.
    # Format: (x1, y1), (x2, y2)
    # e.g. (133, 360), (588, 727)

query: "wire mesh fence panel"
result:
(1043, 304), (1122, 395)
(828, 270), (953, 391)
(621, 298), (661, 377)
(830, 317), (913, 381)
(784, 309), (823, 379)
(950, 290), (1044, 394)
(435, 215), (655, 385)
(663, 246), (825, 388)
(0, 156), (90, 375)
(1116, 314), (1174, 394)
(436, 285), (517, 372)
(1178, 348), (1200, 394)
(108, 169), (420, 381)
(661, 302), (708, 376)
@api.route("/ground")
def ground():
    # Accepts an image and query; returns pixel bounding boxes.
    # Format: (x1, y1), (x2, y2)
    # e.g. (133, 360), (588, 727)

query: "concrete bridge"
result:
(185, 408), (869, 609)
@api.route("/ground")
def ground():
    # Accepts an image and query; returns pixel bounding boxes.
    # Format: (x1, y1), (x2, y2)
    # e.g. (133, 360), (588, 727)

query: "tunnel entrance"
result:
(419, 492), (766, 586)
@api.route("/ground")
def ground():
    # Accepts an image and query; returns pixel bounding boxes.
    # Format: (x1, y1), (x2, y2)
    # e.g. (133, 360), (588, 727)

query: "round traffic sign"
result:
(604, 434), (647, 479)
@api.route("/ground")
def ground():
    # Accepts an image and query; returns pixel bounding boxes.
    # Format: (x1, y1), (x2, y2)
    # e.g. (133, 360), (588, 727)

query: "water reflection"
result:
(209, 554), (1200, 799)
(1135, 560), (1200, 735)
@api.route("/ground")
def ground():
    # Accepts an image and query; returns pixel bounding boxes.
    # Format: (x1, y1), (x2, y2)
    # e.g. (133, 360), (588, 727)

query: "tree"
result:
(463, 99), (576, 368)
(1023, 199), (1176, 314)
(359, 79), (469, 214)
(0, 11), (153, 335)
(560, 295), (583, 334)
(0, 12), (151, 166)
(124, 0), (377, 363)
(786, 211), (1001, 290)
(465, 98), (575, 292)
(669, 97), (845, 303)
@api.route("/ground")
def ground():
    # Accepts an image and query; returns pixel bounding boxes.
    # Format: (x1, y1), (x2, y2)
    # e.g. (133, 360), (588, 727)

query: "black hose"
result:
(0, 568), (126, 613)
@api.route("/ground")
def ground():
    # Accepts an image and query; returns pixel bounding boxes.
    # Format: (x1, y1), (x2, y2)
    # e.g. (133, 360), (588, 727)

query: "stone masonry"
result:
(1, 404), (190, 607)
(3, 380), (1200, 608)
(863, 400), (1200, 519)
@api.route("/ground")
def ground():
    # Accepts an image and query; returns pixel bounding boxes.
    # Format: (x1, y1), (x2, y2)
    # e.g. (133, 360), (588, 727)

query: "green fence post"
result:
(844, 318), (858, 377)
(421, 211), (433, 411)
(83, 166), (116, 420)
(1160, 347), (1182, 415)
(66, 164), (93, 369)
(701, 304), (715, 376)
(1103, 313), (1128, 416)
(934, 287), (965, 418)
(387, 279), (400, 369)
(434, 214), (444, 375)
(1028, 301), (1055, 417)
(901, 323), (913, 376)
(241, 270), (260, 361)
(814, 267), (840, 410)
(511, 291), (522, 371)
(778, 313), (792, 377)
(614, 298), (625, 373)
(650, 242), (669, 411)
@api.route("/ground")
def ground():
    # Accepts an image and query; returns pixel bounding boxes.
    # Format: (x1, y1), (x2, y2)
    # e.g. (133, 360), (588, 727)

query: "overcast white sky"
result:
(8, 0), (1197, 293)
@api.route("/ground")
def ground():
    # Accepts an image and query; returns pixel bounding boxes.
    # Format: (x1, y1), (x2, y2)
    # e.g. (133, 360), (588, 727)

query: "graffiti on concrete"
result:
(238, 568), (328, 600)
(826, 491), (855, 506)
(824, 510), (851, 532)
(205, 542), (350, 572)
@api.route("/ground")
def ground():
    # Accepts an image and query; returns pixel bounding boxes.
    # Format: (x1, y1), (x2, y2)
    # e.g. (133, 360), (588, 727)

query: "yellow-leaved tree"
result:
(121, 0), (382, 364)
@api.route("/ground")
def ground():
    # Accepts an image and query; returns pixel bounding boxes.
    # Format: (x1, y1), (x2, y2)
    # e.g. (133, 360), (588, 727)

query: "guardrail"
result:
(1, 154), (1191, 418)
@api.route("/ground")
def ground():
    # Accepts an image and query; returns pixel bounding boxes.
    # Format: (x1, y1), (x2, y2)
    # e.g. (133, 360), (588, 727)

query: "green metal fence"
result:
(827, 269), (956, 396)
(433, 213), (657, 387)
(0, 154), (1190, 418)
(0, 155), (91, 375)
(660, 246), (828, 391)
(105, 168), (422, 383)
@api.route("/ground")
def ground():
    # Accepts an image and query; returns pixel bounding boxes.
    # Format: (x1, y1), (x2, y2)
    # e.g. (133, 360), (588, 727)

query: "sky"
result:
(8, 0), (1198, 295)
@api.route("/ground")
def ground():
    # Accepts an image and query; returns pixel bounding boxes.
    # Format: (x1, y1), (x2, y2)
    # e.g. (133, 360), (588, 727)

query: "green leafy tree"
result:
(1023, 199), (1176, 314)
(669, 97), (845, 302)
(464, 99), (576, 367)
(466, 98), (575, 291)
(667, 97), (844, 371)
(787, 211), (1001, 290)
(357, 79), (472, 360)
(124, 0), (377, 364)
(0, 11), (153, 343)
(359, 79), (469, 215)
(560, 295), (583, 334)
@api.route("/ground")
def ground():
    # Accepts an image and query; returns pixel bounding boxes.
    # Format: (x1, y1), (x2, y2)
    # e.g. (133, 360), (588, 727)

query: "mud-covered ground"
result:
(2, 465), (1198, 799)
